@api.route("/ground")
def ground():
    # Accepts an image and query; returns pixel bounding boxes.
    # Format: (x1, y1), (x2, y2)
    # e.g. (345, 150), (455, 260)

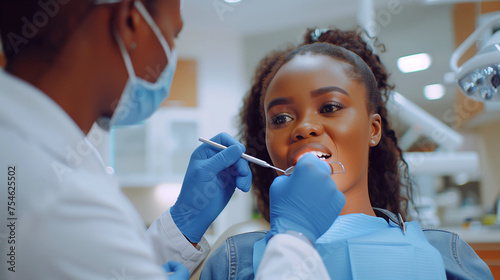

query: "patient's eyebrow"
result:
(311, 86), (350, 98)
(266, 97), (294, 112)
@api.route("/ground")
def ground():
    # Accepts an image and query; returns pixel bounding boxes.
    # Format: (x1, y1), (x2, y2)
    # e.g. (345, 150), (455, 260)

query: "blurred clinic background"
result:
(2, 0), (500, 275)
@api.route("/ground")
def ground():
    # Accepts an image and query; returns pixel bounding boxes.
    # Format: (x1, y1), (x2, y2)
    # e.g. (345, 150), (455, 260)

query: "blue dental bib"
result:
(254, 214), (446, 280)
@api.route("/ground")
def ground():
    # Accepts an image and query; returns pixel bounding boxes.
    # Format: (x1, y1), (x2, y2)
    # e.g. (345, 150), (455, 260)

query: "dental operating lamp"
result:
(450, 13), (500, 102)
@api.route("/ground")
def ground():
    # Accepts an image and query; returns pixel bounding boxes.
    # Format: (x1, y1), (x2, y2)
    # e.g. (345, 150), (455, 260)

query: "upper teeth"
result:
(297, 151), (331, 161)
(312, 151), (330, 159)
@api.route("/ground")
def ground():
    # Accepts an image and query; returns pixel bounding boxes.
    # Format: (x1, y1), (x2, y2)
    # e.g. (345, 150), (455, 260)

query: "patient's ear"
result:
(369, 113), (382, 147)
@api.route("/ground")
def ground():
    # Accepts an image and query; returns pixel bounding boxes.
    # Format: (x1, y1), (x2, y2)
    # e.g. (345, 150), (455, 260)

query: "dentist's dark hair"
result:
(239, 27), (413, 222)
(0, 0), (158, 69)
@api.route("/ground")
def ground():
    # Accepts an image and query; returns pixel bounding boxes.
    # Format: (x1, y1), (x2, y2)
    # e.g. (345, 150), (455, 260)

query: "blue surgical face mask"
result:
(97, 0), (178, 129)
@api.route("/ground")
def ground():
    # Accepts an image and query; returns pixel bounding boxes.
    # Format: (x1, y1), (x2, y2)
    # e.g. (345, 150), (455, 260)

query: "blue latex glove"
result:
(170, 132), (252, 243)
(163, 261), (189, 280)
(266, 153), (345, 244)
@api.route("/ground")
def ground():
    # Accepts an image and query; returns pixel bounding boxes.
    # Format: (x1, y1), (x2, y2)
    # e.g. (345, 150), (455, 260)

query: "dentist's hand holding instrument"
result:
(170, 133), (252, 244)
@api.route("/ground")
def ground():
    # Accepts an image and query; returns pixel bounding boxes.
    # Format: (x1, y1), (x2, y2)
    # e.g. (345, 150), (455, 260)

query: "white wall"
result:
(175, 31), (246, 139)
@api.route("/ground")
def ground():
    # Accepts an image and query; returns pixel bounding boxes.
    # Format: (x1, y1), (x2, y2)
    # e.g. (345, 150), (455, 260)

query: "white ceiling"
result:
(181, 0), (390, 35)
(180, 0), (494, 35)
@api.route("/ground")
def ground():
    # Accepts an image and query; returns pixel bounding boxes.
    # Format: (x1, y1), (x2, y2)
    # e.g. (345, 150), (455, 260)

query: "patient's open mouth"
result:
(289, 143), (333, 167)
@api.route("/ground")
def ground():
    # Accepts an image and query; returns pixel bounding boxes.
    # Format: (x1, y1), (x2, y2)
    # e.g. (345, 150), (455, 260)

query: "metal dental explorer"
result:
(198, 137), (287, 174)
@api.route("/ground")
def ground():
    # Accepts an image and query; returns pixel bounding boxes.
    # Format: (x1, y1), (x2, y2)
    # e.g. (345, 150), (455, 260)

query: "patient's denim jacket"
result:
(200, 208), (493, 280)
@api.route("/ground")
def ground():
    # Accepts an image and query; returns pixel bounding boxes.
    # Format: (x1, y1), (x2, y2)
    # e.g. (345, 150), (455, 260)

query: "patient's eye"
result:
(320, 102), (343, 114)
(270, 113), (294, 125)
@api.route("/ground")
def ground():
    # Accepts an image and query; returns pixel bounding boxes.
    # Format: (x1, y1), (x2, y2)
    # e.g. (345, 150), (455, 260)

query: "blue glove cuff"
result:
(170, 205), (203, 243)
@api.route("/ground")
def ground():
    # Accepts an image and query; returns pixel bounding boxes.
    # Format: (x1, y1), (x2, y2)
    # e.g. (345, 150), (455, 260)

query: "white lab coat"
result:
(0, 70), (209, 279)
(0, 69), (329, 280)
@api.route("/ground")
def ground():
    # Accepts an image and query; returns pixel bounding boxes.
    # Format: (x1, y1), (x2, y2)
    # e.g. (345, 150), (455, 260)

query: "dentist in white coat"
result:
(0, 0), (334, 279)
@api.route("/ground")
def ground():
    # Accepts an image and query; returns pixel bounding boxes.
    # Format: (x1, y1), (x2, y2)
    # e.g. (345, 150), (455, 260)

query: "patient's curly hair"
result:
(239, 27), (413, 222)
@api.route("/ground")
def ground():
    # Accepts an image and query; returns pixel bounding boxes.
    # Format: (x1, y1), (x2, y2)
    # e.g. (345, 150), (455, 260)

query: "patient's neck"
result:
(339, 186), (375, 217)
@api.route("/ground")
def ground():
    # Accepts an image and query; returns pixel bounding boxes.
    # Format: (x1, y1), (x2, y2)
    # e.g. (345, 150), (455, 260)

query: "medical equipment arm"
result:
(266, 153), (345, 244)
(170, 132), (252, 243)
